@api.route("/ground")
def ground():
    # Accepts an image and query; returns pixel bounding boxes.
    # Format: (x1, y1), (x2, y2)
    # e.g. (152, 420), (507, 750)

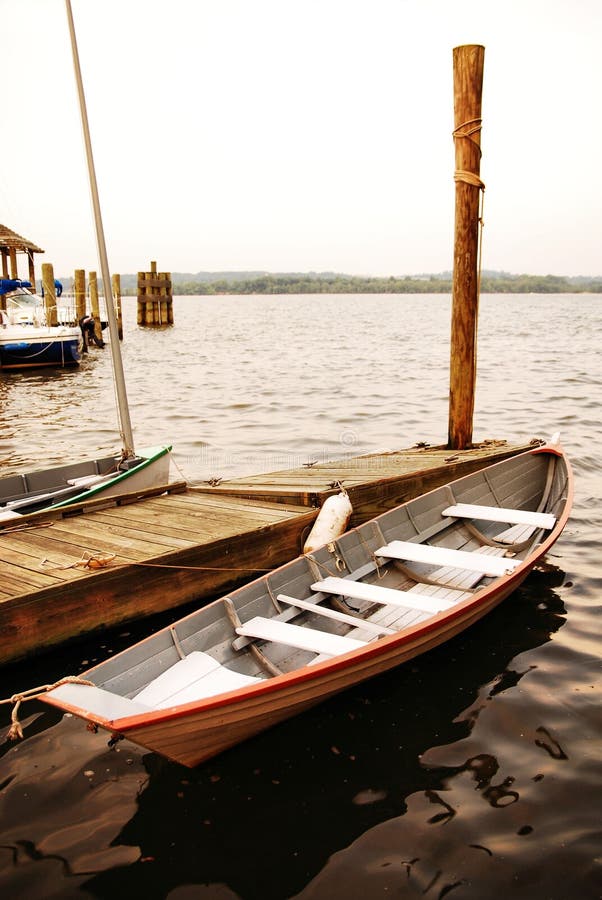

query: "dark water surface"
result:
(0, 294), (600, 899)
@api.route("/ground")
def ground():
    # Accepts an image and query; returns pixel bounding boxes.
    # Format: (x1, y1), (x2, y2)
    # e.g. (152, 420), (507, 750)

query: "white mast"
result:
(64, 0), (135, 457)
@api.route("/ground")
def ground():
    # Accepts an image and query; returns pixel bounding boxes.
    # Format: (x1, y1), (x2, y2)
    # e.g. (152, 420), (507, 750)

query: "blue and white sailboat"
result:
(0, 278), (82, 369)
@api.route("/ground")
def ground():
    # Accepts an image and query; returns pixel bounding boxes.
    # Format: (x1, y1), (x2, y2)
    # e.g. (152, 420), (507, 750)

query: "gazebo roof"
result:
(0, 224), (44, 254)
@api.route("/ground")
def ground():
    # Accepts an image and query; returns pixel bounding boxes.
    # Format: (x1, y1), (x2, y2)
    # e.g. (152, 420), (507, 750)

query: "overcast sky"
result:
(2, 0), (600, 279)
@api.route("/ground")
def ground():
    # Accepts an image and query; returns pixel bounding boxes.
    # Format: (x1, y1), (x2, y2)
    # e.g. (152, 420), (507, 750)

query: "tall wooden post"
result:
(137, 270), (145, 325)
(150, 261), (159, 325)
(0, 252), (7, 312)
(89, 271), (104, 345)
(74, 269), (86, 322)
(112, 273), (123, 339)
(41, 262), (58, 326)
(158, 269), (166, 325)
(26, 250), (36, 289)
(146, 271), (155, 325)
(448, 44), (485, 450)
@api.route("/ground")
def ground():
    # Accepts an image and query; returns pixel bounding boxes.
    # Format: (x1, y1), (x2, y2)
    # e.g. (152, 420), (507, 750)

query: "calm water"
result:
(0, 293), (601, 899)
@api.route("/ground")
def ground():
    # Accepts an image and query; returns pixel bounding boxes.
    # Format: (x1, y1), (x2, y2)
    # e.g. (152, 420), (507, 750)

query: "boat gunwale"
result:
(50, 444), (173, 509)
(0, 445), (173, 515)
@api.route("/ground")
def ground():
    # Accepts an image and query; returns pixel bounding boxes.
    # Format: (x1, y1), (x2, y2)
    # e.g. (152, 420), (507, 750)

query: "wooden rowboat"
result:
(41, 438), (572, 768)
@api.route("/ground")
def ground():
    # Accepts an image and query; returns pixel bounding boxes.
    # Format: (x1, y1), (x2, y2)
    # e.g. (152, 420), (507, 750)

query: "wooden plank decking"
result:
(0, 440), (534, 665)
(193, 441), (535, 523)
(0, 484), (317, 665)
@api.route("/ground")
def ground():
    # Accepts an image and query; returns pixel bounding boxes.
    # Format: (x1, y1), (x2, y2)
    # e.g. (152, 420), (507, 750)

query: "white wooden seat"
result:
(310, 576), (456, 614)
(5, 482), (88, 509)
(0, 509), (22, 521)
(277, 593), (396, 635)
(49, 682), (152, 719)
(6, 491), (60, 509)
(66, 474), (109, 488)
(236, 616), (367, 656)
(134, 650), (262, 708)
(49, 652), (263, 717)
(375, 540), (520, 577)
(493, 523), (537, 545)
(442, 502), (555, 530)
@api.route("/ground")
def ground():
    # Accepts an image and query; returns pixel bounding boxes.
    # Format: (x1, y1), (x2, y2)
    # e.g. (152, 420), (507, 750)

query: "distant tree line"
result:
(166, 273), (602, 295)
(171, 274), (453, 294)
(115, 271), (602, 296)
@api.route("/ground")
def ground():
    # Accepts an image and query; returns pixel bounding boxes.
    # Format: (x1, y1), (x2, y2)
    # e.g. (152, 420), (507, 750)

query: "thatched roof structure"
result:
(0, 224), (44, 254)
(0, 224), (44, 286)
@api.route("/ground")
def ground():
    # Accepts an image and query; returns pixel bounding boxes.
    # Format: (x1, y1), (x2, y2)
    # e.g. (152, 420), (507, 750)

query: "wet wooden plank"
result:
(87, 506), (273, 544)
(0, 566), (64, 596)
(44, 518), (188, 556)
(0, 479), (188, 532)
(0, 529), (119, 571)
(194, 442), (534, 518)
(0, 549), (66, 589)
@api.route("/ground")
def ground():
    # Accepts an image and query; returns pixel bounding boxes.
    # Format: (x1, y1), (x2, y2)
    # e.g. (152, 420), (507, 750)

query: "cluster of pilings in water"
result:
(137, 260), (173, 326)
(40, 262), (123, 344)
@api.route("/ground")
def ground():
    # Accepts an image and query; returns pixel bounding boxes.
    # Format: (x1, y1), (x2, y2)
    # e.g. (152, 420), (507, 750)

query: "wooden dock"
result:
(196, 440), (532, 521)
(0, 440), (534, 665)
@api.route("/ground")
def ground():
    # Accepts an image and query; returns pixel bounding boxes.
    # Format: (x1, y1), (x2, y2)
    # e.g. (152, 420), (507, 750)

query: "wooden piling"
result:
(74, 268), (86, 322)
(88, 271), (104, 345)
(159, 270), (173, 324)
(448, 44), (485, 450)
(144, 262), (155, 325)
(41, 262), (58, 326)
(9, 247), (18, 280)
(112, 273), (123, 339)
(26, 249), (36, 289)
(137, 260), (173, 326)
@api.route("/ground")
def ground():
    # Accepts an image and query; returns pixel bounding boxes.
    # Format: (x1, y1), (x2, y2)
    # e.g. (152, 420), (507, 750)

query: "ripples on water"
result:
(0, 294), (601, 899)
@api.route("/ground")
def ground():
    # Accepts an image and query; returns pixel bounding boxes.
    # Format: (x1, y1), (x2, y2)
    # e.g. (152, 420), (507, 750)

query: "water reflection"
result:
(0, 573), (567, 899)
(533, 726), (568, 761)
(1, 293), (600, 898)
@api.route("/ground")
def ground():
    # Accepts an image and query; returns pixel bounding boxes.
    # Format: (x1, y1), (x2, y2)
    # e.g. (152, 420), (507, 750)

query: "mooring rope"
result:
(98, 559), (272, 573)
(167, 453), (191, 485)
(1, 676), (94, 741)
(453, 117), (483, 156)
(453, 116), (486, 298)
(454, 169), (485, 189)
(304, 553), (340, 581)
(0, 521), (54, 535)
(38, 551), (274, 574)
(41, 551), (117, 571)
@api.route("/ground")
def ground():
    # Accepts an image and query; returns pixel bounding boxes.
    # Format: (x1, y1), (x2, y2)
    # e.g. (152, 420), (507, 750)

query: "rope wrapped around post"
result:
(453, 116), (486, 289)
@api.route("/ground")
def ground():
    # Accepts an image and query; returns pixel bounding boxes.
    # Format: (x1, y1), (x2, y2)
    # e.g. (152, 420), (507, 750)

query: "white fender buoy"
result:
(303, 491), (353, 554)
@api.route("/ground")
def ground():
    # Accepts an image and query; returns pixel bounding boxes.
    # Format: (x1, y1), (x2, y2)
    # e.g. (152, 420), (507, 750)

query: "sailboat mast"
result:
(64, 0), (135, 457)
